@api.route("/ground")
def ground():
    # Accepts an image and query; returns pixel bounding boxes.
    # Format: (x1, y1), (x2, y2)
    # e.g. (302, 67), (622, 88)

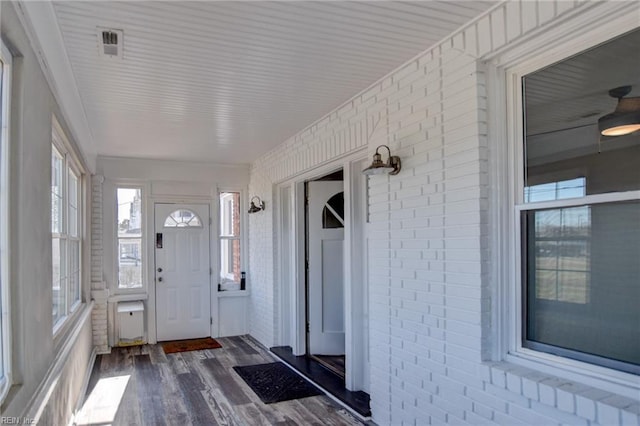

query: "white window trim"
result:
(217, 188), (247, 292)
(496, 15), (640, 395)
(115, 185), (146, 293)
(52, 120), (84, 336)
(0, 37), (13, 404)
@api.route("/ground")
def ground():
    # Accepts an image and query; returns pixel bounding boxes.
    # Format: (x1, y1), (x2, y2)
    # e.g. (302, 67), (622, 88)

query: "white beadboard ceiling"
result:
(52, 1), (496, 164)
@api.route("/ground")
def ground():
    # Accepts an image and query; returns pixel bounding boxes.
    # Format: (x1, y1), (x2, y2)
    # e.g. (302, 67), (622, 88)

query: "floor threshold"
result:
(270, 346), (371, 419)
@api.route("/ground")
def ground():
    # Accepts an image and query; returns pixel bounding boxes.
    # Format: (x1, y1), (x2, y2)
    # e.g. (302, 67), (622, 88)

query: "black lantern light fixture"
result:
(362, 145), (402, 176)
(598, 86), (640, 136)
(248, 196), (265, 214)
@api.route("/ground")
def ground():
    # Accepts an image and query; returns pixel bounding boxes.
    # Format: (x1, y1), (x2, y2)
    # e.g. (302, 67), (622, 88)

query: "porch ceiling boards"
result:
(52, 1), (496, 164)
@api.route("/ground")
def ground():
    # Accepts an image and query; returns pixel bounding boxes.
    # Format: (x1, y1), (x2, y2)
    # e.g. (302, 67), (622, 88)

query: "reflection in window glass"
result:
(524, 178), (586, 203)
(531, 206), (590, 303)
(524, 201), (640, 368)
(117, 188), (142, 288)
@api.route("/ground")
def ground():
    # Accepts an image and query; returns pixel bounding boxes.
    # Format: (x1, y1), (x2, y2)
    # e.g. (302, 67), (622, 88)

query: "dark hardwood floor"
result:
(75, 336), (364, 426)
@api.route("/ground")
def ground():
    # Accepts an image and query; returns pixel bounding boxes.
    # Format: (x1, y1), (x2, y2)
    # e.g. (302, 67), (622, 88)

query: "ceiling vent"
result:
(97, 28), (123, 59)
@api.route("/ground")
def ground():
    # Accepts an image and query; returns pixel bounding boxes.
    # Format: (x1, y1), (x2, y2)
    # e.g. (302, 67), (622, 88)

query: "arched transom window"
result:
(164, 209), (202, 228)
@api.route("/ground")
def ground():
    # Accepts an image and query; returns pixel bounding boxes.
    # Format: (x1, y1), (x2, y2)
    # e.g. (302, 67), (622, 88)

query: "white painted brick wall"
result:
(90, 175), (109, 353)
(251, 1), (640, 425)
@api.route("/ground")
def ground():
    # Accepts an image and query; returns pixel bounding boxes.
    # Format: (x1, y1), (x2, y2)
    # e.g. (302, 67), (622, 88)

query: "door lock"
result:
(157, 267), (163, 273)
(158, 277), (163, 282)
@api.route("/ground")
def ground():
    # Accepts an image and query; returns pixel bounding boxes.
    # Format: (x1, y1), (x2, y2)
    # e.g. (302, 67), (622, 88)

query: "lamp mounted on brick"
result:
(362, 144), (401, 176)
(248, 196), (265, 214)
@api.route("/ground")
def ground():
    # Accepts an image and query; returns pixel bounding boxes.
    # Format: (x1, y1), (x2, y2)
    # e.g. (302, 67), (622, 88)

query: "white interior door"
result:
(155, 203), (210, 341)
(308, 181), (345, 355)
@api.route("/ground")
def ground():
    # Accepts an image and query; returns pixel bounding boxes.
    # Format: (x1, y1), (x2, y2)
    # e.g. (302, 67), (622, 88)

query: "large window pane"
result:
(219, 192), (241, 291)
(220, 192), (239, 237)
(219, 239), (241, 288)
(52, 237), (67, 325)
(69, 240), (80, 306)
(68, 170), (78, 237)
(117, 188), (142, 288)
(51, 150), (63, 234)
(523, 30), (640, 200)
(524, 201), (640, 370)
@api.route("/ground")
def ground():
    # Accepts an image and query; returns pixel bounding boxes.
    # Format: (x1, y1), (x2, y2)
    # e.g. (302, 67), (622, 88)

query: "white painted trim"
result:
(275, 149), (370, 391)
(0, 36), (13, 405)
(487, 2), (640, 68)
(344, 157), (369, 392)
(14, 1), (97, 173)
(267, 147), (367, 185)
(70, 347), (97, 425)
(489, 6), (640, 397)
(275, 184), (291, 347)
(293, 181), (306, 356)
(486, 60), (510, 362)
(20, 302), (94, 423)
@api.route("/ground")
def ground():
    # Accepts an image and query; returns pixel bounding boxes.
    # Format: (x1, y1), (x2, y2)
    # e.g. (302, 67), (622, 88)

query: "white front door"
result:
(308, 181), (345, 355)
(155, 203), (211, 341)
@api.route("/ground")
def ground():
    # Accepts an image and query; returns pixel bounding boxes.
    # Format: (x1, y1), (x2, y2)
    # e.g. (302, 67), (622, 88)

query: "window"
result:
(117, 188), (143, 289)
(0, 38), (12, 401)
(518, 29), (640, 374)
(219, 192), (242, 291)
(164, 209), (202, 228)
(51, 126), (82, 331)
(322, 192), (344, 229)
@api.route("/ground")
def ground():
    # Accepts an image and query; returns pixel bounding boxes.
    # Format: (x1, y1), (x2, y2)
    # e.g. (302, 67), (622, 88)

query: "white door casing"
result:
(155, 203), (211, 341)
(308, 181), (345, 355)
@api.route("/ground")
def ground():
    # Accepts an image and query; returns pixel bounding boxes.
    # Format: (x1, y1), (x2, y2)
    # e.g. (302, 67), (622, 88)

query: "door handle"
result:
(158, 277), (163, 282)
(157, 267), (163, 273)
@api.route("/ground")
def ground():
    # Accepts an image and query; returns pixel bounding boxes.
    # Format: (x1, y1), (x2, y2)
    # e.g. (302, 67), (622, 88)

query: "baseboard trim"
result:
(20, 301), (94, 423)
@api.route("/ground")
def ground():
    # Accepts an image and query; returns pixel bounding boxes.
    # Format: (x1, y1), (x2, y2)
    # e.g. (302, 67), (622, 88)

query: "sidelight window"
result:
(117, 188), (143, 289)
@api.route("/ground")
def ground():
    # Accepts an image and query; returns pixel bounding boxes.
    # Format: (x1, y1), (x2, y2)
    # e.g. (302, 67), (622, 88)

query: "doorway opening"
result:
(305, 169), (346, 378)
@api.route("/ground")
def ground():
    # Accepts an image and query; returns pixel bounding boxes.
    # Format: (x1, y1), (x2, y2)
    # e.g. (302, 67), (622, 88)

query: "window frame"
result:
(115, 186), (145, 292)
(51, 121), (84, 335)
(501, 26), (640, 389)
(0, 37), (13, 404)
(217, 189), (246, 292)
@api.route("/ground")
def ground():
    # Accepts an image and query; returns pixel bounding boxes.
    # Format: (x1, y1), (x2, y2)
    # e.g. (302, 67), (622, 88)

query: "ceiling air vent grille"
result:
(97, 28), (123, 59)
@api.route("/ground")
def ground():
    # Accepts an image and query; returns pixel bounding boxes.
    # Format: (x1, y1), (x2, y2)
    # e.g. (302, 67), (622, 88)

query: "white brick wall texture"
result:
(90, 175), (109, 354)
(248, 1), (639, 425)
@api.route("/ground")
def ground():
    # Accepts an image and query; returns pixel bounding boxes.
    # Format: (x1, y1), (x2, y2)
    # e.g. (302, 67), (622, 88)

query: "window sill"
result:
(217, 290), (250, 298)
(108, 293), (148, 303)
(480, 357), (640, 424)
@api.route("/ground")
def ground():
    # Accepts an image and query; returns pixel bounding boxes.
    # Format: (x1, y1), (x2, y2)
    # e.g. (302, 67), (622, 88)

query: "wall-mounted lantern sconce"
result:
(598, 86), (640, 136)
(248, 196), (265, 214)
(362, 144), (402, 176)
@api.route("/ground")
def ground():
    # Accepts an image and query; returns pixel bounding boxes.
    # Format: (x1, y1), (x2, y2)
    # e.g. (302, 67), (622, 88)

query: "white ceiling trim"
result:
(15, 1), (97, 172)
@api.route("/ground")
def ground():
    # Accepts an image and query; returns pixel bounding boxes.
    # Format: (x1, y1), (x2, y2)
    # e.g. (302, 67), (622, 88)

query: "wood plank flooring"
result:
(75, 336), (364, 426)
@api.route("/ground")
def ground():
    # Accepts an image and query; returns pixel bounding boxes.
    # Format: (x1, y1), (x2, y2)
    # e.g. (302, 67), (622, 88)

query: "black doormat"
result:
(233, 362), (323, 404)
